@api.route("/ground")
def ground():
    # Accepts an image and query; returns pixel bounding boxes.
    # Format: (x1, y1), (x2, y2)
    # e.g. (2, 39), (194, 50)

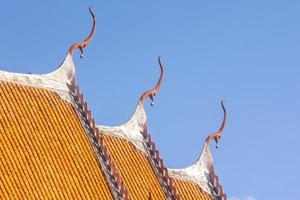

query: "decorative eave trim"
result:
(143, 125), (181, 200)
(70, 78), (130, 200)
(168, 101), (227, 199)
(61, 7), (129, 199)
(209, 166), (227, 200)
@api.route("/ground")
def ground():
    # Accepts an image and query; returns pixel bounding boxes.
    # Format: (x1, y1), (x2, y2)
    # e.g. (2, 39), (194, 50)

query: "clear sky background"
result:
(1, 1), (299, 200)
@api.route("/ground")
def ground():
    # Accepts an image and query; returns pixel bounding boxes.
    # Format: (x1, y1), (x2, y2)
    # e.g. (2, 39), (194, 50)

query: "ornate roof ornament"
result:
(168, 101), (227, 196)
(97, 57), (164, 144)
(46, 6), (96, 84)
(48, 6), (96, 83)
(68, 6), (96, 59)
(205, 100), (227, 149)
(139, 56), (164, 107)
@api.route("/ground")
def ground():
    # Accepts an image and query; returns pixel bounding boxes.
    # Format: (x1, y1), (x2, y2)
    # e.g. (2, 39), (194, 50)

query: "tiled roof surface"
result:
(173, 178), (213, 200)
(0, 81), (113, 199)
(102, 134), (167, 200)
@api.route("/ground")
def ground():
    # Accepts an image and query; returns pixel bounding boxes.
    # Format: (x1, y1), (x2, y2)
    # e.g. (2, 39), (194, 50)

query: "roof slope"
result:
(101, 134), (167, 200)
(0, 81), (113, 199)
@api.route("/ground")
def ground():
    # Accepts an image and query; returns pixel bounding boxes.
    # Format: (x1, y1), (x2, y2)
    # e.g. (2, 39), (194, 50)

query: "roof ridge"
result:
(69, 78), (130, 200)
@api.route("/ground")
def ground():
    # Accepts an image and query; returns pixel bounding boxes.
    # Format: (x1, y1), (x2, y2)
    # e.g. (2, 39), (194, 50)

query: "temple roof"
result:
(0, 7), (228, 200)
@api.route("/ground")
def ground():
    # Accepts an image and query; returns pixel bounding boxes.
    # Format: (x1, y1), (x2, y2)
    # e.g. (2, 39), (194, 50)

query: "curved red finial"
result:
(205, 100), (227, 148)
(68, 6), (96, 58)
(139, 56), (164, 106)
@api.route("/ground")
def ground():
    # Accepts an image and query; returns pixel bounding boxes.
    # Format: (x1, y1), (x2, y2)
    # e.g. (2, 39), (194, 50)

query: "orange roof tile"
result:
(101, 134), (167, 200)
(0, 81), (114, 199)
(172, 178), (213, 200)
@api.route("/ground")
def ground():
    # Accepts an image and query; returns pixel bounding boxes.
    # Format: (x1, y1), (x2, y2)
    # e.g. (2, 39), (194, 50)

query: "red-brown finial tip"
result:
(148, 190), (152, 200)
(205, 100), (227, 148)
(68, 6), (96, 58)
(139, 56), (164, 106)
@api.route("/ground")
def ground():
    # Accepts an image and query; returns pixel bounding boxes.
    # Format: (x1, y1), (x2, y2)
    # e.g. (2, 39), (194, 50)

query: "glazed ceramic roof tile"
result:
(172, 178), (213, 200)
(101, 134), (167, 200)
(0, 81), (114, 199)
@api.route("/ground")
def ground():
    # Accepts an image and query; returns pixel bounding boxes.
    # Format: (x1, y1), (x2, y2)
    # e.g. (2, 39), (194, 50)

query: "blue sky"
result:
(1, 1), (300, 199)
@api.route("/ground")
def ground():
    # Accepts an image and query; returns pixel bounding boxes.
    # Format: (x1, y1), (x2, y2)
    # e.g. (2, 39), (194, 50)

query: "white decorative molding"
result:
(168, 142), (214, 195)
(97, 102), (148, 153)
(0, 53), (75, 102)
(43, 53), (76, 84)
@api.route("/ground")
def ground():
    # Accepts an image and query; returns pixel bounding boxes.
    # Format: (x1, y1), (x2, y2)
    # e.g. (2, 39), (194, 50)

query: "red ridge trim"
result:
(68, 6), (96, 58)
(70, 78), (130, 200)
(209, 166), (227, 200)
(143, 125), (181, 200)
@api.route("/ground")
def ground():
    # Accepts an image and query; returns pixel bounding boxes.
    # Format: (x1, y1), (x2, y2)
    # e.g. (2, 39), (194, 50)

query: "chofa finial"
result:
(205, 100), (227, 148)
(139, 56), (164, 107)
(68, 6), (96, 58)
